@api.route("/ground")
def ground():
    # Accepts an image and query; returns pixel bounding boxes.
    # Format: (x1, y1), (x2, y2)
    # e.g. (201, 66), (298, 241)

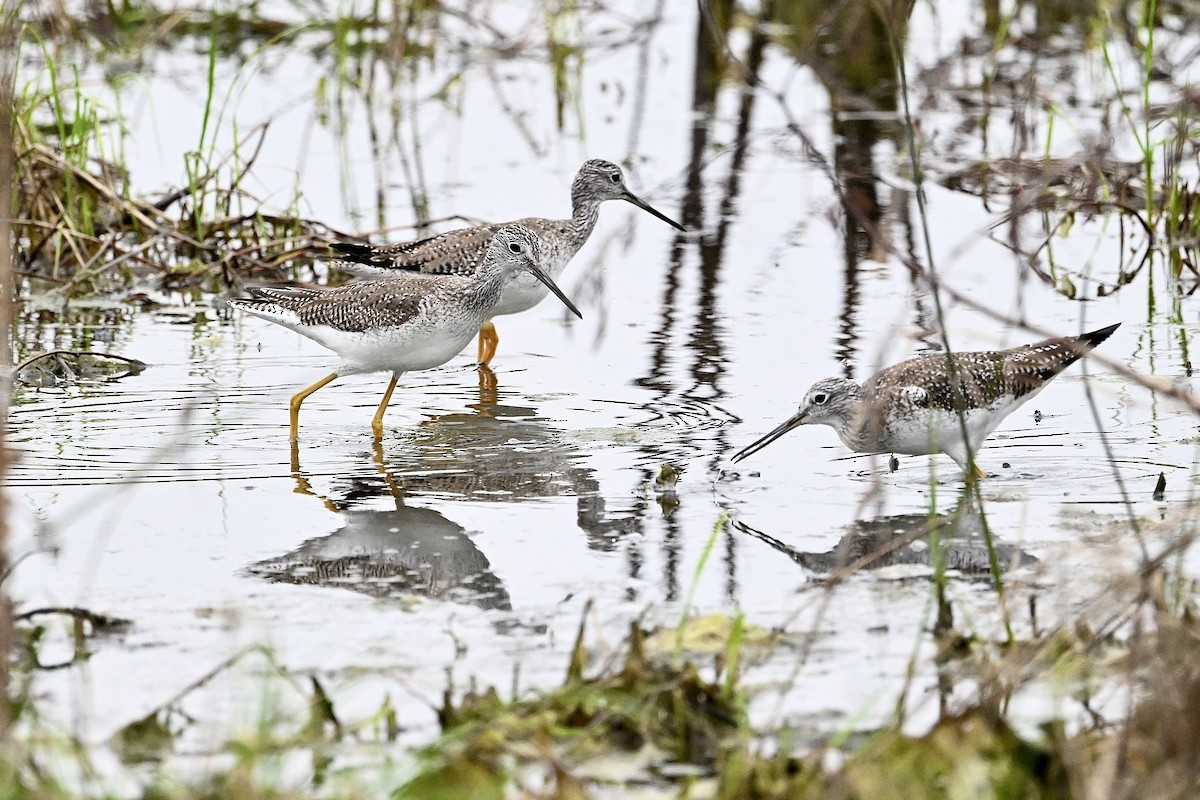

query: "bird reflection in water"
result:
(373, 367), (645, 554)
(248, 368), (645, 611)
(734, 493), (1036, 578)
(250, 436), (512, 612)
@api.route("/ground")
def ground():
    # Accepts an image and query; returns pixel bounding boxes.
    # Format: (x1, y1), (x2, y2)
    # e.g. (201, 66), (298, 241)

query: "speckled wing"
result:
(240, 282), (427, 333)
(331, 224), (503, 278)
(867, 331), (1107, 412)
(866, 350), (1022, 413)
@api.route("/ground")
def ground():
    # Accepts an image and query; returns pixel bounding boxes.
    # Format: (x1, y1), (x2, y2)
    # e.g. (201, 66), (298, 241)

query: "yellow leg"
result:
(476, 320), (499, 366)
(290, 372), (339, 442)
(371, 372), (401, 440)
(967, 461), (988, 482)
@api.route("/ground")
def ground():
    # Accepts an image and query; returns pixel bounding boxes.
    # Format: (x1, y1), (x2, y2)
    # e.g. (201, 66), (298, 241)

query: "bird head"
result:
(572, 160), (685, 231)
(488, 225), (581, 319)
(731, 377), (861, 463)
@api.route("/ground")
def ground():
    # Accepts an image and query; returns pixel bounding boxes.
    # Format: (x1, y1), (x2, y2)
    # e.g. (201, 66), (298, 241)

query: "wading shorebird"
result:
(329, 159), (685, 366)
(731, 324), (1121, 479)
(230, 225), (581, 442)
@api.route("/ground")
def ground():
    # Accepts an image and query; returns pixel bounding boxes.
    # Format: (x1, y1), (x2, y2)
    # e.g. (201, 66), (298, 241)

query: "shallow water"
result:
(7, 0), (1200, 773)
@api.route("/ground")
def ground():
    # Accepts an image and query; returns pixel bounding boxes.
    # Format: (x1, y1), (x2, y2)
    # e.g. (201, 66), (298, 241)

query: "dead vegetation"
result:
(384, 526), (1200, 800)
(11, 115), (342, 296)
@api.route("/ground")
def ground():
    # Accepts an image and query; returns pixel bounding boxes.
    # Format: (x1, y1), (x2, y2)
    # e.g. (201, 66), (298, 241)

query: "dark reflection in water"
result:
(631, 1), (778, 603)
(636, 1), (919, 603)
(734, 495), (1036, 578)
(250, 369), (652, 610)
(247, 442), (512, 611)
(13, 306), (136, 364)
(375, 368), (647, 554)
(774, 1), (907, 261)
(770, 1), (919, 366)
(251, 491), (511, 610)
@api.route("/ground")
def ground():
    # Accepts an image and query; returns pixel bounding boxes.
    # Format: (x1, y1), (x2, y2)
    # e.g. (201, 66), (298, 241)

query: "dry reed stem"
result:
(0, 0), (15, 739)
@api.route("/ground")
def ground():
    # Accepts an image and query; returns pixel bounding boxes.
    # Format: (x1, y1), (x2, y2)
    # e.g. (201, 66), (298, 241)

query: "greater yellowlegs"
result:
(731, 324), (1120, 479)
(230, 224), (581, 442)
(329, 159), (685, 365)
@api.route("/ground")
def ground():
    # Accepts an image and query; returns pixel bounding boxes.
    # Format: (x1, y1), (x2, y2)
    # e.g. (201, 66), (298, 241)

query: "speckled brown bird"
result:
(329, 159), (684, 366)
(230, 224), (581, 442)
(731, 324), (1120, 479)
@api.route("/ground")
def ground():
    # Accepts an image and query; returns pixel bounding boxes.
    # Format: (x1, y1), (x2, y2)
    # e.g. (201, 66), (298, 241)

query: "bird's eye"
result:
(609, 172), (621, 184)
(508, 242), (523, 254)
(812, 392), (829, 405)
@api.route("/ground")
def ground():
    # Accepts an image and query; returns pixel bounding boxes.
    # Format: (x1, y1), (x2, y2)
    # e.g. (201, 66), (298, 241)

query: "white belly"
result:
(881, 396), (1023, 457)
(303, 316), (481, 375)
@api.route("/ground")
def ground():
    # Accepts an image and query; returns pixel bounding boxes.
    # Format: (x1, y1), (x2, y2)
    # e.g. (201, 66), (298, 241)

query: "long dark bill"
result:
(730, 410), (807, 463)
(527, 264), (583, 319)
(622, 190), (686, 232)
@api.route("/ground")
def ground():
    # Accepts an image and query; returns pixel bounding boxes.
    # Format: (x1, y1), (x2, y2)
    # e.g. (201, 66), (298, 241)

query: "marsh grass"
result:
(405, 545), (1200, 799)
(546, 0), (584, 135)
(6, 2), (471, 298)
(1008, 2), (1200, 301)
(20, 551), (1179, 799)
(675, 512), (727, 659)
(9, 50), (343, 296)
(5, 0), (660, 298)
(922, 1), (1200, 305)
(400, 616), (744, 799)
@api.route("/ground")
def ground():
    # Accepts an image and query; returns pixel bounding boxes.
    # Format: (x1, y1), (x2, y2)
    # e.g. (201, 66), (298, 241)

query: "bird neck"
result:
(568, 186), (603, 241)
(840, 388), (897, 455)
(836, 417), (872, 452)
(467, 259), (511, 303)
(830, 386), (876, 452)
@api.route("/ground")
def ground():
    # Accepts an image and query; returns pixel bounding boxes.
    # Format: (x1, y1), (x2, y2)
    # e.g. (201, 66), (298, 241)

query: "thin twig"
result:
(12, 349), (146, 377)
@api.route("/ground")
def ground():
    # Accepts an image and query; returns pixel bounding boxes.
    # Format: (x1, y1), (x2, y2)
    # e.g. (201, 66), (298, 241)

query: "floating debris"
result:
(654, 463), (680, 490)
(14, 349), (146, 387)
(653, 463), (680, 516)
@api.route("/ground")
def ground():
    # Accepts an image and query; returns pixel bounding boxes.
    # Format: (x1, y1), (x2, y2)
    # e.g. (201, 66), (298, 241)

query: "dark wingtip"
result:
(228, 292), (269, 310)
(330, 241), (374, 259)
(1079, 322), (1121, 348)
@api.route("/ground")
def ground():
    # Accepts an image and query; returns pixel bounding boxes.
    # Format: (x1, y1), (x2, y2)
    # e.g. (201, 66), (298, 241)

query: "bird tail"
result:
(330, 241), (375, 261)
(239, 285), (322, 303)
(1076, 323), (1121, 350)
(327, 239), (431, 277)
(1039, 322), (1121, 379)
(1010, 323), (1121, 385)
(228, 285), (322, 325)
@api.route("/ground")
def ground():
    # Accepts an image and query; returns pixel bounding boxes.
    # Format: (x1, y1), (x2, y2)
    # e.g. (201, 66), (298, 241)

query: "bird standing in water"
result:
(329, 159), (684, 365)
(732, 324), (1121, 479)
(231, 224), (581, 442)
